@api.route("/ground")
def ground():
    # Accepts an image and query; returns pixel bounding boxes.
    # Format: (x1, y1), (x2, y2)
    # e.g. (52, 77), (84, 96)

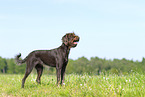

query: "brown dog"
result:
(15, 32), (80, 88)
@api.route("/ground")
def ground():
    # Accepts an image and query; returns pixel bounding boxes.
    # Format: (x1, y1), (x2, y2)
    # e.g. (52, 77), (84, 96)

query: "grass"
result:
(0, 73), (145, 97)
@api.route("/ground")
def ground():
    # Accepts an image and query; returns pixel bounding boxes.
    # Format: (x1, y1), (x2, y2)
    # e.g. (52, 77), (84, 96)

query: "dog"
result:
(15, 32), (80, 88)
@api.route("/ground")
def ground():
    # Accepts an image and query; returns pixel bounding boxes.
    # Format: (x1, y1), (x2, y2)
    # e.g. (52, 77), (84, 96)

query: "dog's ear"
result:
(62, 34), (68, 45)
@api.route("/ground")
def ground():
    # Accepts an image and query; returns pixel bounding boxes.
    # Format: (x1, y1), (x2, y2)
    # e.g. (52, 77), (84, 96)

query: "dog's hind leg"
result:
(35, 64), (43, 84)
(22, 61), (35, 88)
(22, 66), (33, 88)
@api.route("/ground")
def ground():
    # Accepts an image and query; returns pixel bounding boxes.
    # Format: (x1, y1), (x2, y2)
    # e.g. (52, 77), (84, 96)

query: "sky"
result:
(0, 0), (145, 61)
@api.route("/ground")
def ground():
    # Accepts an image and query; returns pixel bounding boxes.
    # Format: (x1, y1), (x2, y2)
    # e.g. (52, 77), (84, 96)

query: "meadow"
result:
(0, 73), (145, 97)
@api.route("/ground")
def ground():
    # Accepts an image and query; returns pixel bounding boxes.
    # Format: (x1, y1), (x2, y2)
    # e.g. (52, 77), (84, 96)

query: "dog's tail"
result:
(15, 53), (27, 65)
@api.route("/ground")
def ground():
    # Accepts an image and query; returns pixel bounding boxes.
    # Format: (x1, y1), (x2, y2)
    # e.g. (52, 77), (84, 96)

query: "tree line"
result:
(0, 56), (145, 75)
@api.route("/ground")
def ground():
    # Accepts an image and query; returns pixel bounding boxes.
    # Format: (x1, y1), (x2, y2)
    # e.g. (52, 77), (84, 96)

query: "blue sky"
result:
(0, 0), (145, 61)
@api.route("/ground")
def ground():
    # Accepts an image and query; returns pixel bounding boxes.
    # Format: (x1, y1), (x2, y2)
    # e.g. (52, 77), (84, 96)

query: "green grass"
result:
(0, 73), (145, 97)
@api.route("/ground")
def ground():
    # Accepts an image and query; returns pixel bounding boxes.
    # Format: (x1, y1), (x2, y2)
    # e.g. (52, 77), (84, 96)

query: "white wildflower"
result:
(106, 78), (109, 80)
(89, 87), (92, 90)
(31, 78), (35, 82)
(63, 83), (65, 85)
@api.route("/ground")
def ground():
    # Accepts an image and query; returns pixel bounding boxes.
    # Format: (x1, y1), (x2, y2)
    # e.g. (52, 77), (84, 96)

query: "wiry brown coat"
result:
(15, 32), (80, 88)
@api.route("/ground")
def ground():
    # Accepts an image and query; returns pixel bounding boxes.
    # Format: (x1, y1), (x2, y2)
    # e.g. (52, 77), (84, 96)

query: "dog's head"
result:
(62, 32), (80, 48)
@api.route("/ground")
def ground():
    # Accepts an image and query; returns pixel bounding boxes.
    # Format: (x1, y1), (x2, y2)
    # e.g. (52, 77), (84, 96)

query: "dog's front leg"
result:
(56, 67), (61, 85)
(61, 64), (67, 85)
